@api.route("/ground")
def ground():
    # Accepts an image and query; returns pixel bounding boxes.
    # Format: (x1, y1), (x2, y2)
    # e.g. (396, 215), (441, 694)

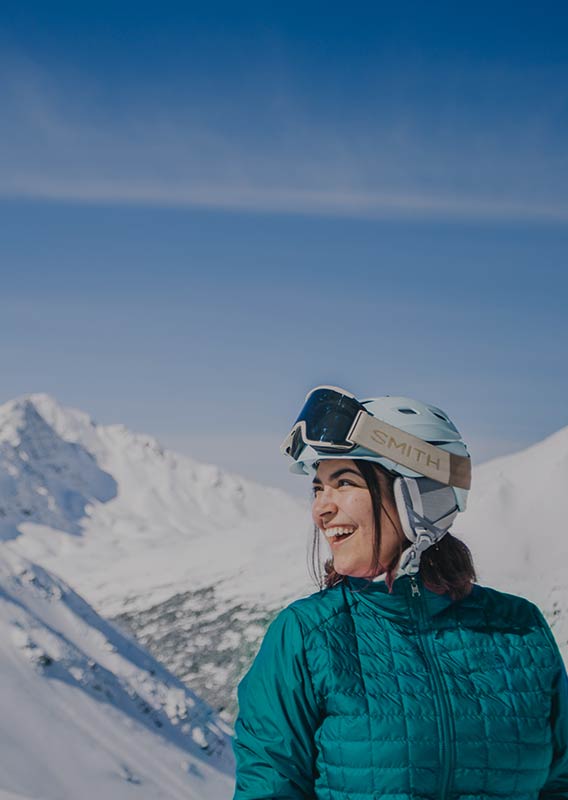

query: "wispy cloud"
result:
(3, 175), (568, 223)
(1, 55), (568, 223)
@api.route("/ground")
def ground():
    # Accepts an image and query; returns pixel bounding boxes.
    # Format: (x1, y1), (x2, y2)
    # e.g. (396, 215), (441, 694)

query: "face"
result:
(311, 459), (403, 579)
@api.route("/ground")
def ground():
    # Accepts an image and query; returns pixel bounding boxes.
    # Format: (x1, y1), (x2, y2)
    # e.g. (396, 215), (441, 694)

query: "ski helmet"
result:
(285, 392), (471, 576)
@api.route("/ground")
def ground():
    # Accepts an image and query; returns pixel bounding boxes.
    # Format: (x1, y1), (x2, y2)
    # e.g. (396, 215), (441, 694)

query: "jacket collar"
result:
(345, 571), (455, 620)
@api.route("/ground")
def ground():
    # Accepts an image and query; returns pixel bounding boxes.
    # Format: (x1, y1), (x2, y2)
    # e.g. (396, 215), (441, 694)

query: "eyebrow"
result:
(312, 468), (363, 485)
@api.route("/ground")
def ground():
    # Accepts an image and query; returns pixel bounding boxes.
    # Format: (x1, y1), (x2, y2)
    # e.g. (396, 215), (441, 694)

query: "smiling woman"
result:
(232, 386), (568, 800)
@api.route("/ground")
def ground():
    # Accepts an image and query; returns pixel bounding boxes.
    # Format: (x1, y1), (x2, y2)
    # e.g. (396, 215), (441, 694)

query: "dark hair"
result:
(308, 461), (477, 601)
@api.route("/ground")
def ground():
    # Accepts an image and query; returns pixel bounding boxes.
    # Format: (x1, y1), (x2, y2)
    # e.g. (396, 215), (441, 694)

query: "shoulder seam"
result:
(288, 592), (351, 638)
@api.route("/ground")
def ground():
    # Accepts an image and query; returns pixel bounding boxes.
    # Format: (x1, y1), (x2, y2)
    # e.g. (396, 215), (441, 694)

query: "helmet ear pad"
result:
(393, 476), (460, 544)
(393, 477), (423, 543)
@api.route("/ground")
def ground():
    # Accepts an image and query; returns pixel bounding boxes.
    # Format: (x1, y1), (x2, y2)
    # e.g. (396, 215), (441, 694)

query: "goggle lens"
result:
(286, 387), (364, 460)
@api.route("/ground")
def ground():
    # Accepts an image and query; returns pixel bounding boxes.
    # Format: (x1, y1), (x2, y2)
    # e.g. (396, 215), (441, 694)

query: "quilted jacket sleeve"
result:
(536, 609), (568, 799)
(232, 606), (321, 799)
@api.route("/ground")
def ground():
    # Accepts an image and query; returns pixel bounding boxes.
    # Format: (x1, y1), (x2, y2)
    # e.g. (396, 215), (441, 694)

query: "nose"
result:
(312, 485), (339, 527)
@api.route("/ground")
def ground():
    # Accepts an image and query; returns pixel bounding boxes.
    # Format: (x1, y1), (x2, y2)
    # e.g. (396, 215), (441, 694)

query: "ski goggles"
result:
(280, 385), (471, 490)
(280, 386), (365, 461)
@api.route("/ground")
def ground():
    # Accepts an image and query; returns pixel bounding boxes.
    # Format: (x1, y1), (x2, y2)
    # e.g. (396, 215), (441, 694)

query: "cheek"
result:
(346, 496), (375, 528)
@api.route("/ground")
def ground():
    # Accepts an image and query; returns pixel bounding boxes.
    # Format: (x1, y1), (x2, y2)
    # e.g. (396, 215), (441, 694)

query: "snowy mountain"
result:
(457, 424), (568, 655)
(2, 393), (567, 726)
(2, 394), (313, 716)
(0, 548), (234, 800)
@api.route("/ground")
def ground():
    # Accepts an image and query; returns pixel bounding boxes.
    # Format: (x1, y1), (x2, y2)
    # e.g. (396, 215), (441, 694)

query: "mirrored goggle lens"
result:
(288, 387), (363, 458)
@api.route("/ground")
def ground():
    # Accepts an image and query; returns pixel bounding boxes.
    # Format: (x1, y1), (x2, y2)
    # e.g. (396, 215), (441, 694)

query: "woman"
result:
(233, 387), (568, 799)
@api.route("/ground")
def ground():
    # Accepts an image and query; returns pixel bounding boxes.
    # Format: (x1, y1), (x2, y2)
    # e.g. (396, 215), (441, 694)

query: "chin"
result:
(336, 563), (365, 578)
(335, 561), (385, 580)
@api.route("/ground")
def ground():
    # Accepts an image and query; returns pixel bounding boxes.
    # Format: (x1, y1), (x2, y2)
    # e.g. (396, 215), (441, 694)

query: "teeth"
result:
(323, 527), (356, 539)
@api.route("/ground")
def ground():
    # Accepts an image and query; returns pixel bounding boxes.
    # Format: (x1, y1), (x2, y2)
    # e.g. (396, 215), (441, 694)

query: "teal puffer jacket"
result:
(233, 573), (568, 799)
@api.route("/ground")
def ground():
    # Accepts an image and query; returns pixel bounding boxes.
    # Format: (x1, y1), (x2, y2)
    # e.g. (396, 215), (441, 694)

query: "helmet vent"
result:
(432, 411), (449, 422)
(397, 407), (418, 415)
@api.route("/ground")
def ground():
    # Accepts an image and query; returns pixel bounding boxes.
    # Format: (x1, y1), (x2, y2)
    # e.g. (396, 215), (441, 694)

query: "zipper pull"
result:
(410, 576), (421, 597)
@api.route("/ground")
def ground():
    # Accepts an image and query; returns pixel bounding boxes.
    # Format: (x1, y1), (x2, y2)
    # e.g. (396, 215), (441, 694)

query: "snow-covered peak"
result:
(2, 394), (311, 612)
(0, 394), (55, 447)
(0, 397), (117, 541)
(0, 392), (92, 436)
(0, 392), (304, 531)
(22, 392), (100, 443)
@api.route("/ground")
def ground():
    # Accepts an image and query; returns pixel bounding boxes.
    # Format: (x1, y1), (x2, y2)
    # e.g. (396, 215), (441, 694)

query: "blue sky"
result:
(1, 2), (567, 495)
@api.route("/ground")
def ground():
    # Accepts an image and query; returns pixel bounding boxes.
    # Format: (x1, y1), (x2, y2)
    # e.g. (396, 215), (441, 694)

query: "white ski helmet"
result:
(287, 393), (472, 576)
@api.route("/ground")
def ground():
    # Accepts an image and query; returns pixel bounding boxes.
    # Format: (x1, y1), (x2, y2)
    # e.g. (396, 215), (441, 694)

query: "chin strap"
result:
(397, 519), (448, 577)
(393, 477), (457, 577)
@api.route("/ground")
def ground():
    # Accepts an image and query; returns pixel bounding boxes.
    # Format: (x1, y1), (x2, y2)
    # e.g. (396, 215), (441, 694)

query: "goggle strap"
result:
(351, 412), (471, 490)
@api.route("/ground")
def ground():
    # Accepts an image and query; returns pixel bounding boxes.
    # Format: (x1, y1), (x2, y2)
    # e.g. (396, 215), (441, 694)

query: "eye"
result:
(311, 478), (360, 497)
(339, 478), (367, 491)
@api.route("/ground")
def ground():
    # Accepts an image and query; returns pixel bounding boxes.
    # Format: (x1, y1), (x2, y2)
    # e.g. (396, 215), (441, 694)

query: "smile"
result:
(322, 526), (357, 545)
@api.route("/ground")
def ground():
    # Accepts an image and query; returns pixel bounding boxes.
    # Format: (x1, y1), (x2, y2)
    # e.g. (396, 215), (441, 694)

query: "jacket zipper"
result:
(408, 575), (455, 800)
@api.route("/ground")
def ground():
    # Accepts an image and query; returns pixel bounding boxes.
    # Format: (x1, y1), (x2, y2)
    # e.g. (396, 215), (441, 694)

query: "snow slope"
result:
(0, 548), (234, 800)
(458, 423), (568, 654)
(1, 393), (312, 716)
